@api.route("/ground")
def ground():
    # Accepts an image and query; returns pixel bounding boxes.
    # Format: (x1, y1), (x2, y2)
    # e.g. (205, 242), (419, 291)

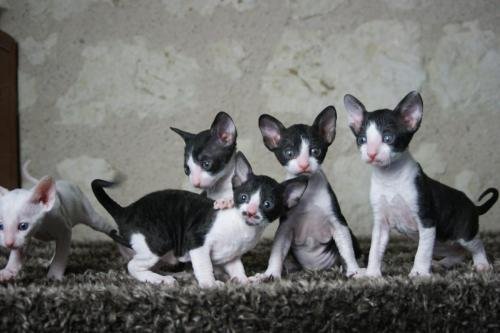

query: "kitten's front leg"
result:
(189, 245), (223, 288)
(330, 221), (362, 277)
(365, 215), (390, 278)
(249, 222), (293, 283)
(224, 258), (248, 284)
(409, 223), (435, 277)
(0, 249), (23, 281)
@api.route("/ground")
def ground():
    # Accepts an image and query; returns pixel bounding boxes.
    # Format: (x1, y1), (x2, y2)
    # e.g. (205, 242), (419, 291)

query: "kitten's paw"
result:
(0, 269), (17, 282)
(213, 198), (234, 210)
(364, 269), (383, 278)
(474, 263), (493, 273)
(349, 268), (367, 279)
(160, 276), (177, 286)
(199, 280), (225, 289)
(229, 276), (249, 284)
(409, 268), (431, 278)
(47, 271), (64, 281)
(249, 272), (279, 284)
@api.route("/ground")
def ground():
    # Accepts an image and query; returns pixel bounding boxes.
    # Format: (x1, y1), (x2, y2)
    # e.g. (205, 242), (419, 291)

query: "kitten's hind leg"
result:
(47, 230), (71, 280)
(458, 236), (492, 272)
(127, 234), (176, 285)
(432, 243), (466, 270)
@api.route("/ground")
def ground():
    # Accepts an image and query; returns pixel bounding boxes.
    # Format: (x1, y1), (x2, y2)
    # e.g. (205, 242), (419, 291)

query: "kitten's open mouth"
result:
(244, 218), (261, 226)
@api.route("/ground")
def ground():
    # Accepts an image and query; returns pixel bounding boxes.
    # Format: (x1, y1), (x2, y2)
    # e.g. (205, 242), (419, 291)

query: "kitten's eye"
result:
(201, 160), (212, 170)
(283, 148), (294, 159)
(357, 136), (367, 145)
(310, 147), (321, 157)
(184, 166), (190, 175)
(263, 200), (274, 210)
(383, 133), (395, 144)
(18, 223), (29, 231)
(239, 193), (248, 202)
(0, 224), (3, 231)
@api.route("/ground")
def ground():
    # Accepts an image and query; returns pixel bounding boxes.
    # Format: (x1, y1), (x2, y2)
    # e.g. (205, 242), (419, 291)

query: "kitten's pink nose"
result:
(4, 240), (14, 249)
(368, 152), (377, 161)
(247, 205), (258, 217)
(298, 161), (310, 171)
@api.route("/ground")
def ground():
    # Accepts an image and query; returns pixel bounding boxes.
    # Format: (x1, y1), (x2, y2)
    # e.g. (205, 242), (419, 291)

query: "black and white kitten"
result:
(91, 152), (308, 288)
(171, 112), (237, 203)
(344, 91), (498, 277)
(251, 107), (363, 281)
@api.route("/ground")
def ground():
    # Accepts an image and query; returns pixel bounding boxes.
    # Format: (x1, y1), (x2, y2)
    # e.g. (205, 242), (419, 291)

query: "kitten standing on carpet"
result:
(92, 153), (308, 288)
(251, 107), (363, 282)
(171, 112), (237, 208)
(0, 161), (116, 281)
(343, 91), (498, 277)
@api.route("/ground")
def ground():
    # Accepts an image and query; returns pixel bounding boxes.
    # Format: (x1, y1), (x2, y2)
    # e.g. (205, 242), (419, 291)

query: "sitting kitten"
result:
(251, 107), (363, 281)
(0, 161), (116, 281)
(171, 112), (237, 207)
(91, 152), (307, 288)
(343, 91), (498, 277)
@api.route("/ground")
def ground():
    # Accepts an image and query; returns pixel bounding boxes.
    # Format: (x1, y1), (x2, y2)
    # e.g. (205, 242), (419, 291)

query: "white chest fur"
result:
(204, 209), (266, 265)
(370, 153), (420, 238)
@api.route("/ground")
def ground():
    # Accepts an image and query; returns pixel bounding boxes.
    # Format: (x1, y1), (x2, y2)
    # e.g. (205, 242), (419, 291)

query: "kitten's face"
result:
(0, 177), (56, 249)
(344, 91), (423, 167)
(231, 153), (308, 226)
(171, 112), (237, 189)
(259, 106), (337, 176)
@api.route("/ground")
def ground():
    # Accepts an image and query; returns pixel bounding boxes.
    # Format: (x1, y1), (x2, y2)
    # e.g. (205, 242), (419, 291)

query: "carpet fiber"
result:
(1, 233), (500, 332)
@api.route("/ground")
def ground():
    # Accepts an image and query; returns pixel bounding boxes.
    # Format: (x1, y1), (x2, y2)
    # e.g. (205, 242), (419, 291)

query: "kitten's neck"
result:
(206, 152), (236, 199)
(372, 151), (417, 179)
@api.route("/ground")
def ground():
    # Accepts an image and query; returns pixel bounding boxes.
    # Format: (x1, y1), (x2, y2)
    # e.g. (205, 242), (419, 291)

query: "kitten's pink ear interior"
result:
(232, 152), (253, 187)
(0, 186), (9, 196)
(211, 112), (236, 146)
(282, 177), (308, 209)
(258, 115), (284, 150)
(313, 106), (337, 145)
(343, 94), (365, 134)
(30, 176), (56, 211)
(395, 91), (423, 131)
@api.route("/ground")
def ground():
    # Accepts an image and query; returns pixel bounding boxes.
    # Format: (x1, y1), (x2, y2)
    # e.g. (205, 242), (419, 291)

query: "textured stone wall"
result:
(1, 0), (499, 241)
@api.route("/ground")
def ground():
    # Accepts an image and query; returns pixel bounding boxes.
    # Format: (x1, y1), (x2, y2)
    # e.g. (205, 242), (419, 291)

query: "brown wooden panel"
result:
(0, 30), (19, 189)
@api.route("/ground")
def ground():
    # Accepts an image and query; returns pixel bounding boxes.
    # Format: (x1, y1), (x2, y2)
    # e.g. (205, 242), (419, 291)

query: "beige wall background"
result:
(0, 0), (499, 241)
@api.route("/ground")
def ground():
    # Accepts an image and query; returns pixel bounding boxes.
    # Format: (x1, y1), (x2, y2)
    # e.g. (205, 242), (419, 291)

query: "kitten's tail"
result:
(476, 188), (499, 216)
(22, 160), (40, 185)
(91, 179), (125, 219)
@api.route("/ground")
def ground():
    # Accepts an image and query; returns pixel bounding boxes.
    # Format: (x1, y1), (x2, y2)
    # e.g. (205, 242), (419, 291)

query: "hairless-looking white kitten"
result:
(0, 161), (116, 281)
(344, 91), (498, 278)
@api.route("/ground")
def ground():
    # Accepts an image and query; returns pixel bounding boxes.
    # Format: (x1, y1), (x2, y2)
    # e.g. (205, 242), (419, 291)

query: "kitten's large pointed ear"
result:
(343, 94), (365, 135)
(0, 186), (9, 196)
(258, 114), (285, 150)
(394, 91), (423, 132)
(170, 127), (195, 143)
(232, 152), (253, 187)
(313, 106), (337, 145)
(281, 176), (308, 209)
(210, 112), (237, 147)
(30, 176), (56, 211)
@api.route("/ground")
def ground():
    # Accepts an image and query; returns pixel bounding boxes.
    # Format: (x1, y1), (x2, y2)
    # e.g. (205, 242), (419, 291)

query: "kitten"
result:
(251, 107), (363, 281)
(92, 152), (307, 288)
(171, 112), (237, 206)
(344, 91), (498, 277)
(0, 161), (116, 281)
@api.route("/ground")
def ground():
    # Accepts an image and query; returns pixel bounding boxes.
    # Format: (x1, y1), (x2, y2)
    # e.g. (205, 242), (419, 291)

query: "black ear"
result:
(343, 94), (365, 135)
(281, 176), (308, 209)
(313, 106), (337, 145)
(258, 114), (285, 150)
(210, 112), (237, 146)
(394, 91), (423, 132)
(170, 127), (195, 143)
(232, 152), (253, 187)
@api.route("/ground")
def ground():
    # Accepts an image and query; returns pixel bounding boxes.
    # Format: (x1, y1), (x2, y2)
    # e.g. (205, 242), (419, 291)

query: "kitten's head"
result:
(231, 152), (308, 226)
(171, 112), (237, 189)
(0, 177), (57, 249)
(343, 91), (423, 167)
(258, 106), (337, 176)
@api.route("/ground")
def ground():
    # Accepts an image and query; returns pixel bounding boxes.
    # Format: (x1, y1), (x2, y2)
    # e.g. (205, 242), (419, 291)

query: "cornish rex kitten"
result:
(92, 152), (307, 288)
(0, 162), (116, 281)
(344, 91), (498, 277)
(171, 112), (237, 208)
(251, 107), (363, 282)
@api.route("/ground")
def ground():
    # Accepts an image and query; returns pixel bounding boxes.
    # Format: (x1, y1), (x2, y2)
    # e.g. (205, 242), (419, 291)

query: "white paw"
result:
(213, 198), (234, 210)
(0, 269), (17, 282)
(198, 280), (225, 289)
(409, 268), (431, 278)
(160, 275), (177, 286)
(47, 271), (64, 281)
(364, 269), (382, 278)
(229, 276), (249, 284)
(474, 263), (493, 272)
(249, 272), (280, 284)
(349, 268), (367, 279)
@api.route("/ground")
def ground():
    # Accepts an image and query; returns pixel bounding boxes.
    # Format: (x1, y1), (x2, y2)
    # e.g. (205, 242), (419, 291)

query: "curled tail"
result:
(476, 188), (499, 216)
(22, 160), (40, 185)
(91, 179), (124, 219)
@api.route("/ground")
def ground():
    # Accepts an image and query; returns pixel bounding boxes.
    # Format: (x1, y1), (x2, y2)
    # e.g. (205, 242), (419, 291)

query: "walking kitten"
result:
(92, 153), (307, 287)
(344, 91), (498, 277)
